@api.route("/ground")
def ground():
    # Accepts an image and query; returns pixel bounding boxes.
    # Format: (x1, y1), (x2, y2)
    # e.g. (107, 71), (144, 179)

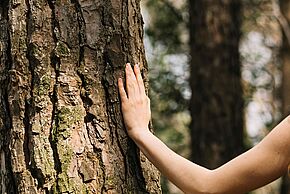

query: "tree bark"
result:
(0, 0), (161, 193)
(280, 0), (290, 193)
(280, 0), (290, 116)
(189, 0), (244, 169)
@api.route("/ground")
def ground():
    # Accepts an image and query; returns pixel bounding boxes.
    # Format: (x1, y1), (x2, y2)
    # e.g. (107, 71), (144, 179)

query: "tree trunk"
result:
(280, 0), (290, 117)
(280, 0), (290, 193)
(189, 0), (244, 169)
(0, 0), (161, 193)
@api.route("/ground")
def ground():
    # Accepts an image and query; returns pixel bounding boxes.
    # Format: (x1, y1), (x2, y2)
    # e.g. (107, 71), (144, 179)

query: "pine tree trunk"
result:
(0, 0), (161, 193)
(280, 0), (290, 117)
(280, 0), (290, 193)
(189, 0), (244, 169)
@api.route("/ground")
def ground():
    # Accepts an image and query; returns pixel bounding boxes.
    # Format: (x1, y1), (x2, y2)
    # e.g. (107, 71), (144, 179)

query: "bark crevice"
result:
(47, 1), (62, 192)
(23, 0), (47, 189)
(71, 0), (87, 46)
(1, 1), (16, 192)
(48, 54), (61, 192)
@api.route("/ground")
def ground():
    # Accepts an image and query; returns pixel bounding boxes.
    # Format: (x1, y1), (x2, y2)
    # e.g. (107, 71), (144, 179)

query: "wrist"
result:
(128, 127), (151, 142)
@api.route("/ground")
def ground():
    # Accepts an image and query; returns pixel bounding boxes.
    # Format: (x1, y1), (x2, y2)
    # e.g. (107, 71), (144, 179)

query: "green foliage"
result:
(150, 67), (187, 116)
(144, 1), (190, 191)
(145, 0), (190, 136)
(240, 0), (282, 137)
(148, 50), (190, 154)
(145, 0), (188, 53)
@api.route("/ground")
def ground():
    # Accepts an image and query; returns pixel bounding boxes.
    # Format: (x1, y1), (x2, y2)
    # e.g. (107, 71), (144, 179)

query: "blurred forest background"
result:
(141, 0), (290, 194)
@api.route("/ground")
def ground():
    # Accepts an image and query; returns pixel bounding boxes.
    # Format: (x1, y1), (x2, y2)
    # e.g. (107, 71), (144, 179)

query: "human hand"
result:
(118, 63), (151, 139)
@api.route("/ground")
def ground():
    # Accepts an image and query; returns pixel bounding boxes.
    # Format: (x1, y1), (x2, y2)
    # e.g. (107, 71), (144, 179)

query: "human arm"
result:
(118, 63), (290, 194)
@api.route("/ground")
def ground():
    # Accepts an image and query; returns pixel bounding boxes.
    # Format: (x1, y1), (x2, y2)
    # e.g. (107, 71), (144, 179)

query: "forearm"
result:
(131, 117), (290, 194)
(132, 129), (211, 194)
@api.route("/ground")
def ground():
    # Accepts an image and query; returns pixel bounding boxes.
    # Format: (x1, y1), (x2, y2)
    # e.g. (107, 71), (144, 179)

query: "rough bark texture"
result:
(0, 0), (161, 193)
(189, 0), (244, 169)
(280, 0), (290, 193)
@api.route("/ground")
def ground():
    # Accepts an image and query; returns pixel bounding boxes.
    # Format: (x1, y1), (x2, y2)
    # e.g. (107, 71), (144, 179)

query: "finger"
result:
(134, 64), (146, 96)
(118, 78), (128, 102)
(125, 63), (138, 98)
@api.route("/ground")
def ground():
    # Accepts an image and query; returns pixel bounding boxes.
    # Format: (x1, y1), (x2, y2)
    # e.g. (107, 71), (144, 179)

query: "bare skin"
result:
(118, 63), (290, 194)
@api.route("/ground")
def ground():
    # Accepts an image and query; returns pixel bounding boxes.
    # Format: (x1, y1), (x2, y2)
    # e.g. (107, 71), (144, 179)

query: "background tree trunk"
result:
(189, 0), (244, 169)
(0, 0), (161, 193)
(280, 0), (290, 193)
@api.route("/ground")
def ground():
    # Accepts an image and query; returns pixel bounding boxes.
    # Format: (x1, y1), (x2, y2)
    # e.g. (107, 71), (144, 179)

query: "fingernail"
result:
(126, 63), (130, 68)
(135, 63), (139, 68)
